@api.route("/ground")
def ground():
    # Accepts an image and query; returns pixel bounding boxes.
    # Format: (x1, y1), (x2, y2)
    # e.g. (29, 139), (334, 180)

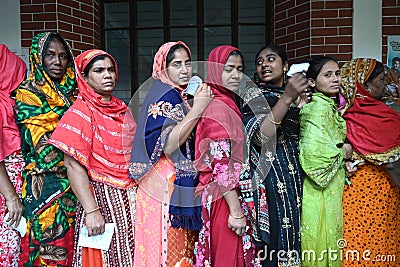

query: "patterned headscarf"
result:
(0, 44), (26, 161)
(152, 41), (191, 90)
(340, 58), (400, 164)
(14, 32), (77, 216)
(49, 49), (136, 188)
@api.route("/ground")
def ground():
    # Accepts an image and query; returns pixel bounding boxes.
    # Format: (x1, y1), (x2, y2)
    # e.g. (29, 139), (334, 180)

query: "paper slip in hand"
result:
(287, 62), (310, 77)
(4, 213), (27, 237)
(78, 223), (115, 251)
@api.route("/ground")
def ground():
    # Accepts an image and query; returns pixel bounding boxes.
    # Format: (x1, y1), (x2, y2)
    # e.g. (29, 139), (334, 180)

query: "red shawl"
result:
(0, 44), (26, 161)
(340, 58), (400, 163)
(49, 49), (136, 188)
(195, 45), (244, 184)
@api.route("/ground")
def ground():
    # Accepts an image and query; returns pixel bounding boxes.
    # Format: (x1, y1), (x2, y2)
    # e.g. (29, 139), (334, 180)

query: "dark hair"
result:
(392, 57), (400, 65)
(254, 43), (288, 65)
(229, 50), (245, 70)
(47, 33), (72, 63)
(306, 55), (338, 80)
(83, 55), (114, 77)
(166, 44), (191, 66)
(366, 60), (384, 85)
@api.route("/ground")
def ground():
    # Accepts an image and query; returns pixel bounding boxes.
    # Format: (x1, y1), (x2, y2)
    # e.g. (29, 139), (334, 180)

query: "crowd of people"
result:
(0, 31), (399, 267)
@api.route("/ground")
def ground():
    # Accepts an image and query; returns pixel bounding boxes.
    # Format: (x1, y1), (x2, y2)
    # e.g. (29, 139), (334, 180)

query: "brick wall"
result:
(382, 0), (400, 64)
(20, 0), (101, 56)
(272, 0), (353, 64)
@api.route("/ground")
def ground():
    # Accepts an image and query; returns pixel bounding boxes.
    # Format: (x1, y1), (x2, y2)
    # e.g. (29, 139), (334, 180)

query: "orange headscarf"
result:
(49, 49), (136, 188)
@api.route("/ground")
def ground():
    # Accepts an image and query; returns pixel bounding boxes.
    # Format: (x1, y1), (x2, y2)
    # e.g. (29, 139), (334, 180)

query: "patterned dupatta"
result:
(129, 41), (202, 230)
(0, 44), (26, 161)
(14, 32), (76, 216)
(340, 58), (400, 164)
(195, 45), (244, 192)
(49, 49), (136, 188)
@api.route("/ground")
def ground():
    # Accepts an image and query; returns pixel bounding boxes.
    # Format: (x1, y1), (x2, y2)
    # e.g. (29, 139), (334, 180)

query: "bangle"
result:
(85, 207), (100, 215)
(229, 213), (245, 219)
(267, 113), (281, 125)
(6, 197), (19, 203)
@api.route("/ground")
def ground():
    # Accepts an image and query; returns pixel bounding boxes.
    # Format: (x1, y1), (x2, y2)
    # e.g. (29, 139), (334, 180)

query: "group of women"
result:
(0, 31), (399, 267)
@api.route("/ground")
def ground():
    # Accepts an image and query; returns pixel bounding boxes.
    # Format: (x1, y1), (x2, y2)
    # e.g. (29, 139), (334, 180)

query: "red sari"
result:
(194, 45), (259, 266)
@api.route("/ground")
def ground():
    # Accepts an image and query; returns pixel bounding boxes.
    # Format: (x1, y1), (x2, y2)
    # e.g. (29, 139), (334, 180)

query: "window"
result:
(103, 0), (269, 105)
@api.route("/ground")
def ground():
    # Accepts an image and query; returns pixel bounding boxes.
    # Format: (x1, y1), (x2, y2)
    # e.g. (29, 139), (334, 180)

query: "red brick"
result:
(338, 27), (352, 35)
(78, 0), (94, 6)
(58, 0), (80, 9)
(45, 21), (57, 29)
(312, 10), (339, 19)
(287, 21), (309, 33)
(80, 3), (95, 13)
(21, 14), (33, 22)
(325, 18), (352, 27)
(20, 4), (43, 13)
(275, 10), (287, 22)
(21, 31), (34, 39)
(276, 1), (296, 14)
(383, 17), (396, 25)
(73, 41), (95, 51)
(311, 37), (324, 45)
(312, 45), (338, 53)
(339, 9), (353, 17)
(22, 21), (44, 30)
(294, 47), (311, 59)
(311, 19), (324, 27)
(20, 0), (31, 4)
(44, 3), (56, 12)
(339, 45), (352, 53)
(383, 0), (397, 7)
(312, 27), (338, 36)
(33, 13), (56, 21)
(335, 53), (352, 63)
(326, 1), (352, 9)
(58, 4), (72, 15)
(58, 13), (80, 25)
(276, 34), (295, 44)
(32, 0), (56, 3)
(292, 39), (310, 49)
(383, 26), (400, 35)
(296, 29), (310, 40)
(296, 12), (310, 23)
(325, 36), (352, 45)
(81, 35), (94, 44)
(58, 22), (72, 32)
(73, 25), (93, 36)
(288, 3), (309, 18)
(22, 40), (32, 47)
(73, 9), (93, 22)
(58, 30), (80, 41)
(311, 1), (325, 9)
(382, 8), (400, 16)
(276, 28), (286, 37)
(81, 20), (93, 29)
(276, 17), (295, 29)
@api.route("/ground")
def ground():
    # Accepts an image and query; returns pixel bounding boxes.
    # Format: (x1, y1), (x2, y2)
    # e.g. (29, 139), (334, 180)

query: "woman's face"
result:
(255, 48), (286, 86)
(166, 48), (192, 86)
(43, 39), (69, 83)
(367, 71), (385, 100)
(84, 57), (116, 101)
(222, 54), (244, 92)
(309, 60), (340, 97)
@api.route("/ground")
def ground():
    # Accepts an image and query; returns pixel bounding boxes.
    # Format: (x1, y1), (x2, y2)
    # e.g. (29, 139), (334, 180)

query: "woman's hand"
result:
(283, 73), (309, 104)
(5, 197), (24, 228)
(342, 143), (353, 160)
(228, 213), (246, 236)
(85, 210), (105, 236)
(345, 161), (358, 178)
(191, 83), (213, 113)
(294, 88), (312, 108)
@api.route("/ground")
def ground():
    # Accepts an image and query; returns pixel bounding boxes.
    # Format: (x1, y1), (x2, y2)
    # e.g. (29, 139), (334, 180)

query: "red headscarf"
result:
(152, 41), (191, 91)
(49, 49), (136, 188)
(340, 58), (400, 163)
(195, 45), (244, 176)
(0, 44), (26, 161)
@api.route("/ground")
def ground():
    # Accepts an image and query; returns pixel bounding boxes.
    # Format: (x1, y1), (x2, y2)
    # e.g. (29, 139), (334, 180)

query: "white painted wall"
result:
(0, 0), (22, 49)
(353, 0), (382, 60)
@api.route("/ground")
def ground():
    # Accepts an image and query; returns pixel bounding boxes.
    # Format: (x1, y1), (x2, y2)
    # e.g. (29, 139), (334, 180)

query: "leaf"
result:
(39, 244), (68, 261)
(16, 89), (42, 107)
(32, 173), (45, 200)
(42, 224), (64, 240)
(35, 132), (50, 154)
(44, 150), (59, 163)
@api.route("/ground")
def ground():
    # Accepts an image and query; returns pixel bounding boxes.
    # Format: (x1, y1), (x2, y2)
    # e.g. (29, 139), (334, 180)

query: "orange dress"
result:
(342, 163), (400, 266)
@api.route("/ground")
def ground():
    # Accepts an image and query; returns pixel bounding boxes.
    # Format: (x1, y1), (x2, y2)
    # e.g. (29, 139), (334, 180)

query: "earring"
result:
(283, 66), (288, 84)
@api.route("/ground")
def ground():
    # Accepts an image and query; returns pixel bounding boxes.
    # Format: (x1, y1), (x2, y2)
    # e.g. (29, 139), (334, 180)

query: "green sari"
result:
(15, 32), (77, 267)
(299, 93), (347, 267)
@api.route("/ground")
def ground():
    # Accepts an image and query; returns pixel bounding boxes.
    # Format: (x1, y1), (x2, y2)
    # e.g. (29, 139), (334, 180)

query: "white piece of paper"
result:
(3, 213), (27, 237)
(77, 223), (115, 251)
(287, 62), (310, 77)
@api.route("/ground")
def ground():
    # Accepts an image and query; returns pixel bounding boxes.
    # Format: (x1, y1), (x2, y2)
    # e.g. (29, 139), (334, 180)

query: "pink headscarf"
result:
(152, 41), (191, 91)
(0, 44), (26, 161)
